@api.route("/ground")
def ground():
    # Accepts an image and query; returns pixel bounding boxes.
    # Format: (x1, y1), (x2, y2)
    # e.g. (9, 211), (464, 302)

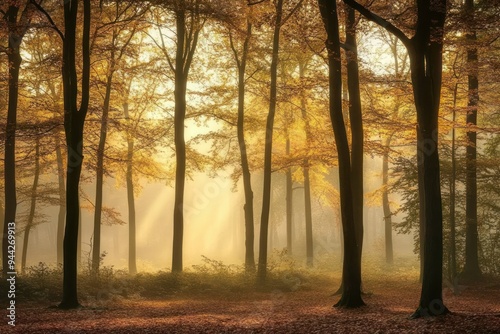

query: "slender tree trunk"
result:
(382, 135), (393, 264)
(60, 0), (91, 309)
(3, 6), (22, 278)
(318, 0), (364, 308)
(21, 137), (40, 274)
(172, 6), (187, 273)
(286, 137), (293, 256)
(462, 0), (481, 281)
(257, 0), (284, 284)
(123, 100), (137, 275)
(92, 40), (116, 275)
(449, 84), (457, 285)
(230, 21), (255, 271)
(56, 134), (66, 266)
(298, 60), (314, 267)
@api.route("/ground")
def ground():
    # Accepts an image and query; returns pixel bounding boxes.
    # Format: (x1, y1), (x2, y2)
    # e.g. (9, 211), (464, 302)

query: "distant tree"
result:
(21, 137), (40, 274)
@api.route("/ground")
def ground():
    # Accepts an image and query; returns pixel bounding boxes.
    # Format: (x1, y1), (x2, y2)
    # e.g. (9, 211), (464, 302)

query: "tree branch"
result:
(343, 0), (411, 49)
(30, 0), (64, 41)
(281, 0), (304, 26)
(247, 0), (267, 6)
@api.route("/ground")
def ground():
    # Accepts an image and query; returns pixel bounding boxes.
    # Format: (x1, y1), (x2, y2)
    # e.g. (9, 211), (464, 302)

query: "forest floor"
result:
(6, 273), (500, 333)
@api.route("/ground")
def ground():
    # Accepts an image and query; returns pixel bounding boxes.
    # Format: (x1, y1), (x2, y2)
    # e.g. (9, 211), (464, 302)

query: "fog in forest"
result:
(19, 153), (416, 272)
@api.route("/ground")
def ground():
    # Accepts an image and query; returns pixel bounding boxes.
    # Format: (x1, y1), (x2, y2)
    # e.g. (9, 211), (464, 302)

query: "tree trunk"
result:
(318, 0), (364, 308)
(462, 0), (481, 281)
(286, 138), (293, 256)
(449, 84), (457, 285)
(172, 6), (187, 273)
(409, 10), (448, 315)
(231, 21), (255, 272)
(3, 6), (22, 278)
(382, 135), (393, 264)
(299, 60), (314, 267)
(56, 134), (66, 266)
(123, 99), (137, 275)
(92, 38), (116, 275)
(257, 0), (284, 285)
(21, 137), (40, 274)
(345, 5), (364, 271)
(417, 126), (425, 283)
(59, 0), (91, 309)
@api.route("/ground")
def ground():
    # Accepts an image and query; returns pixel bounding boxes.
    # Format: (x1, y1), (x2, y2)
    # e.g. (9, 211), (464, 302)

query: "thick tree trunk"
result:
(59, 0), (91, 309)
(232, 21), (255, 272)
(318, 0), (364, 308)
(21, 138), (40, 274)
(462, 0), (481, 281)
(382, 135), (393, 264)
(409, 20), (448, 317)
(257, 0), (284, 284)
(345, 5), (364, 268)
(172, 7), (187, 273)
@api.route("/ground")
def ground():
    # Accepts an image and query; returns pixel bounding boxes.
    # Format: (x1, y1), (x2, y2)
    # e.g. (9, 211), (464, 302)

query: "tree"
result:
(1, 0), (33, 278)
(21, 136), (40, 274)
(317, 0), (364, 308)
(344, 0), (449, 317)
(228, 5), (255, 272)
(461, 0), (481, 281)
(91, 3), (140, 276)
(256, 0), (303, 285)
(59, 0), (91, 309)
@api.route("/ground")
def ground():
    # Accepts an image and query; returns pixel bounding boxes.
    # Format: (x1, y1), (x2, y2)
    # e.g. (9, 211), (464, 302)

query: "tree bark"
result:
(92, 49), (115, 276)
(21, 137), (40, 274)
(257, 0), (284, 284)
(3, 5), (23, 278)
(449, 84), (457, 285)
(56, 133), (66, 266)
(172, 5), (188, 273)
(230, 20), (255, 272)
(286, 137), (293, 256)
(298, 61), (313, 267)
(462, 0), (481, 281)
(382, 135), (393, 264)
(59, 0), (91, 309)
(345, 4), (364, 269)
(318, 0), (364, 308)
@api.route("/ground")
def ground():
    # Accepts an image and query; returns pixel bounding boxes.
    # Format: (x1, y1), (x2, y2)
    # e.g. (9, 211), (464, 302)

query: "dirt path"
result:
(7, 279), (500, 333)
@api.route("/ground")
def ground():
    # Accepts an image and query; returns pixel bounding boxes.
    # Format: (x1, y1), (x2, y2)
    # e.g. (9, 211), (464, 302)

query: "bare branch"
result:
(30, 0), (64, 41)
(247, 0), (268, 6)
(343, 0), (411, 49)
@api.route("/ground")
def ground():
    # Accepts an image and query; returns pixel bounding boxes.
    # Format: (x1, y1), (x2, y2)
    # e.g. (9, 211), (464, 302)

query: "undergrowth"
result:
(4, 249), (322, 305)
